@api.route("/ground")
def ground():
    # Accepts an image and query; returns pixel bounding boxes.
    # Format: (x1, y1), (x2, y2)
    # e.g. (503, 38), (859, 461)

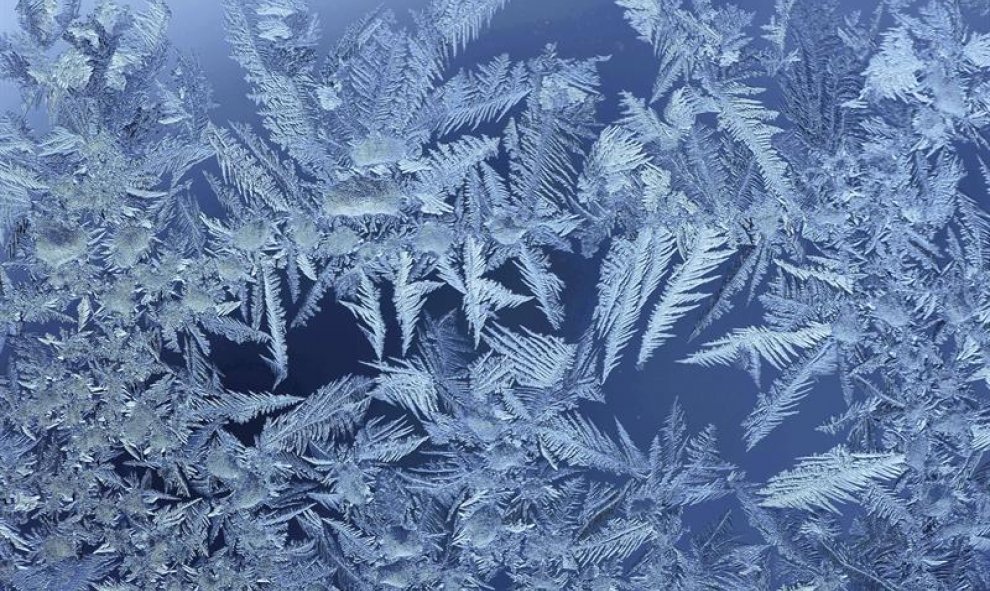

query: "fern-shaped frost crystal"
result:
(758, 446), (907, 513)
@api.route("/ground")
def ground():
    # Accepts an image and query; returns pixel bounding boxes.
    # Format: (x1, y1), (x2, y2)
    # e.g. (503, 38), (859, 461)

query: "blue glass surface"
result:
(1, 0), (989, 589)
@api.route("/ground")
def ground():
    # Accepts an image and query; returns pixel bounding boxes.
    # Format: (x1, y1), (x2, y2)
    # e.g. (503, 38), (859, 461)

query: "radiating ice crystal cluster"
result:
(1, 0), (989, 589)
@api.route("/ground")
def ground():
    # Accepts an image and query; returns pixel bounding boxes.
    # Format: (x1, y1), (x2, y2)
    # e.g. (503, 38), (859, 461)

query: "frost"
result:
(863, 28), (925, 101)
(1, 0), (989, 588)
